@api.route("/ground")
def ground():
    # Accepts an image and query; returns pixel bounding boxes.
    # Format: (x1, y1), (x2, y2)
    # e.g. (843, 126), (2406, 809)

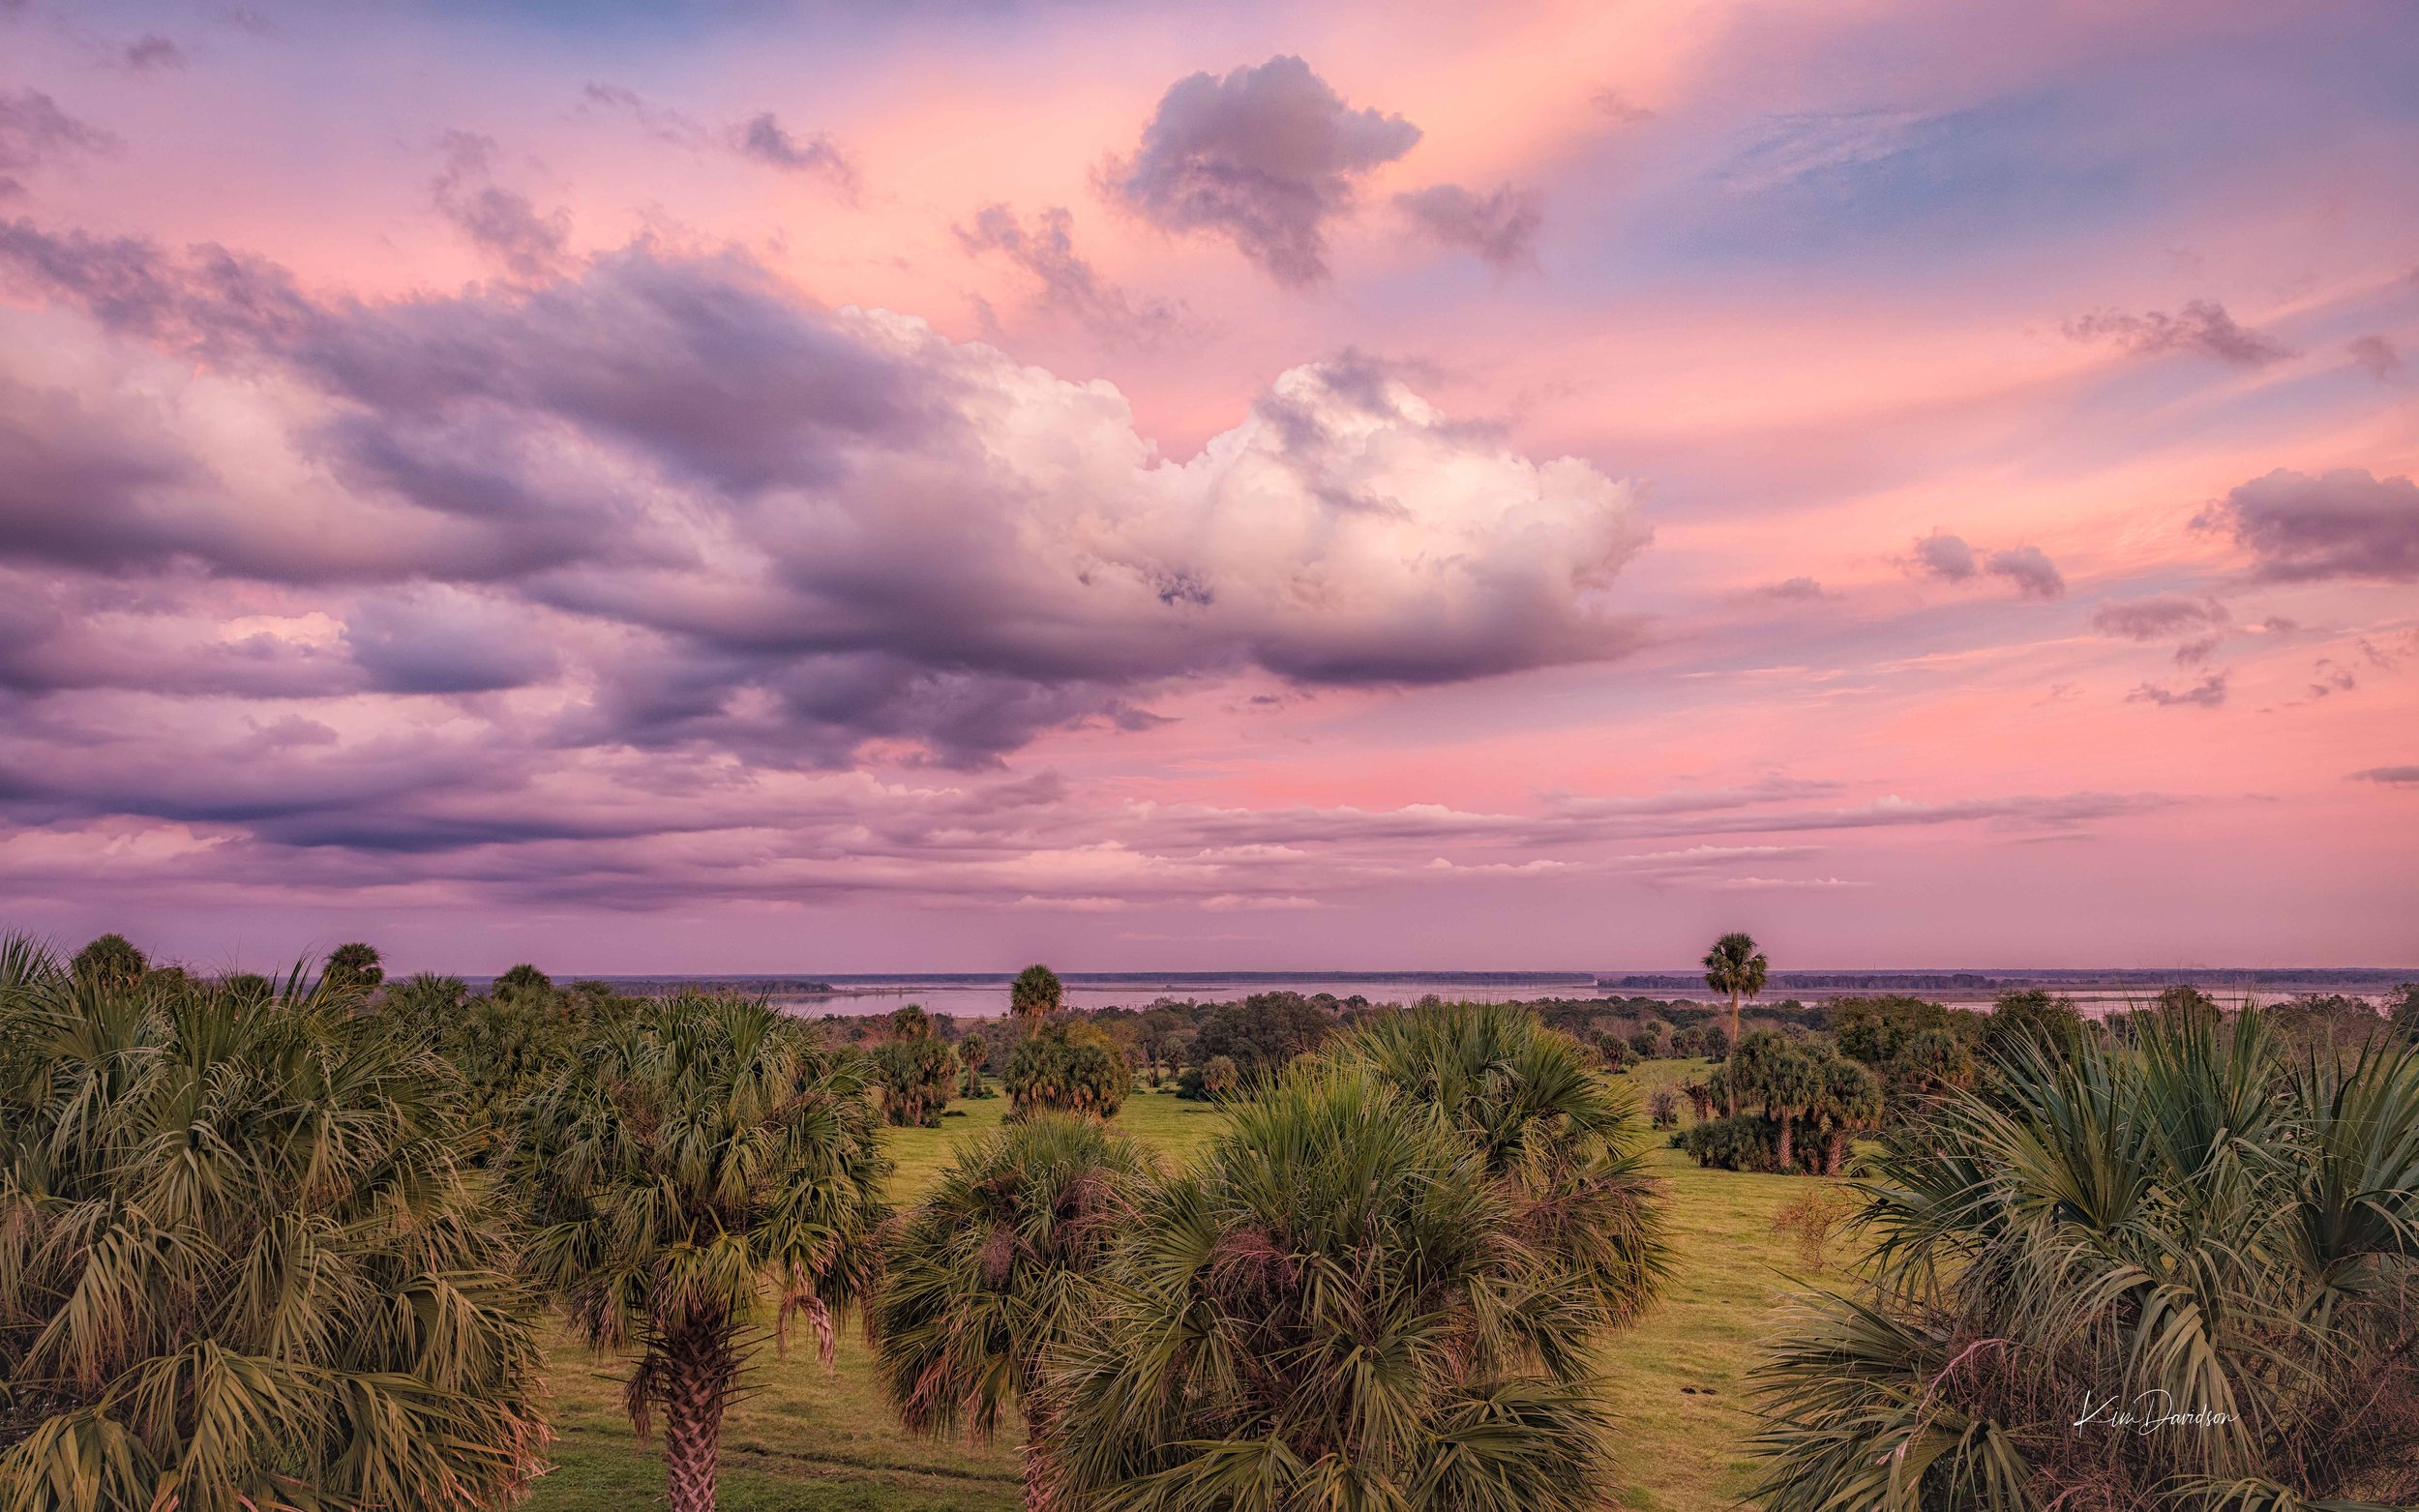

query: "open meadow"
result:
(530, 1059), (1826, 1512)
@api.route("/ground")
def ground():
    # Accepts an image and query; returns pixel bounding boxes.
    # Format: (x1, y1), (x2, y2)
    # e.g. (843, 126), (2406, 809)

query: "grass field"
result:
(530, 1061), (1833, 1511)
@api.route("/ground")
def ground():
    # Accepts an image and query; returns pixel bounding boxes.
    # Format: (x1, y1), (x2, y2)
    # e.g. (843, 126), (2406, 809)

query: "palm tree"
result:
(1327, 1000), (1667, 1326)
(871, 1114), (1157, 1507)
(0, 934), (545, 1510)
(66, 931), (145, 988)
(1702, 932), (1768, 1113)
(515, 993), (890, 1512)
(323, 939), (385, 994)
(1036, 1063), (1628, 1510)
(1752, 1003), (2419, 1509)
(1010, 964), (1063, 1020)
(1807, 1053), (1882, 1175)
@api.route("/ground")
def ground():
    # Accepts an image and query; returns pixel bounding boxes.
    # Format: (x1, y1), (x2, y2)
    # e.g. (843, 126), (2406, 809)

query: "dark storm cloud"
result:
(2195, 467), (2419, 581)
(2064, 299), (2294, 366)
(1105, 55), (1419, 286)
(1394, 183), (1543, 268)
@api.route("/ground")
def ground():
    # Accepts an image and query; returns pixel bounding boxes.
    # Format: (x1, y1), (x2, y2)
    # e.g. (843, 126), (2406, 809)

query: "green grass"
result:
(531, 1066), (1830, 1511)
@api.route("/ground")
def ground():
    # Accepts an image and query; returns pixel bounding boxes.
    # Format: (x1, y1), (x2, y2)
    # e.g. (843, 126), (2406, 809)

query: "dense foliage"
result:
(1010, 964), (1064, 1019)
(0, 936), (545, 1512)
(513, 993), (890, 1512)
(872, 1115), (1156, 1501)
(1753, 1004), (2419, 1510)
(1039, 1061), (1641, 1511)
(1005, 1018), (1129, 1120)
(872, 1031), (957, 1127)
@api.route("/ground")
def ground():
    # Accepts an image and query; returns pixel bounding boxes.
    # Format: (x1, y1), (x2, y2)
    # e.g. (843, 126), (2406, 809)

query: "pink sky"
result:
(0, 0), (2412, 974)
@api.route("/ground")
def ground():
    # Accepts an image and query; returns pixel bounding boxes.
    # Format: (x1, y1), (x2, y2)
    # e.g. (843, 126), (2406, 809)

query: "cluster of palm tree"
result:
(873, 1000), (1669, 1509)
(1753, 1000), (2419, 1509)
(1684, 1028), (1884, 1174)
(0, 936), (546, 1510)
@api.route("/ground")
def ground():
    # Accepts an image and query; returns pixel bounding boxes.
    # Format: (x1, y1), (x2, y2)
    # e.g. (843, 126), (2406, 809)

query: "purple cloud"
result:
(0, 89), (116, 199)
(0, 224), (1650, 773)
(1394, 183), (1543, 268)
(957, 203), (1180, 341)
(2197, 467), (2419, 581)
(1985, 545), (2065, 600)
(1910, 529), (1977, 581)
(2065, 299), (2294, 366)
(1105, 55), (1420, 286)
(430, 133), (570, 282)
(2126, 673), (2227, 708)
(732, 111), (856, 193)
(2090, 595), (2227, 639)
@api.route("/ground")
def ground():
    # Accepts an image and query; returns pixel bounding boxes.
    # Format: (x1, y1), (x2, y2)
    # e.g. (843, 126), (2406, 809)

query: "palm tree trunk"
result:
(1727, 988), (1741, 1115)
(1825, 1129), (1846, 1176)
(1021, 1397), (1056, 1512)
(661, 1313), (739, 1512)
(1777, 1111), (1794, 1171)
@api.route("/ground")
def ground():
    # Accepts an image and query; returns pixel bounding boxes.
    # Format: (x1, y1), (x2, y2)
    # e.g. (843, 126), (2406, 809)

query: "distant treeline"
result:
(1604, 967), (2414, 992)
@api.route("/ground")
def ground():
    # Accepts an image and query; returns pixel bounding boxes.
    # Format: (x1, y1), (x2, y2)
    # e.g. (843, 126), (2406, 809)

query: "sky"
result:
(0, 0), (2413, 975)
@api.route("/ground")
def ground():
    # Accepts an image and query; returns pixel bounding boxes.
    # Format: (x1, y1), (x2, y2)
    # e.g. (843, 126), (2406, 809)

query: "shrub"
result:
(1006, 1018), (1128, 1120)
(1675, 1112), (1786, 1171)
(1769, 1188), (1855, 1273)
(1648, 1086), (1680, 1129)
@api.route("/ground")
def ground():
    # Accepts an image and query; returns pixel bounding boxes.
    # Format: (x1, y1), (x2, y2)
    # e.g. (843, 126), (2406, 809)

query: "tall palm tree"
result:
(1702, 932), (1768, 1113)
(871, 1114), (1157, 1507)
(515, 993), (890, 1512)
(1752, 1003), (2419, 1509)
(1010, 964), (1063, 1020)
(0, 934), (545, 1511)
(1036, 1064), (1626, 1511)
